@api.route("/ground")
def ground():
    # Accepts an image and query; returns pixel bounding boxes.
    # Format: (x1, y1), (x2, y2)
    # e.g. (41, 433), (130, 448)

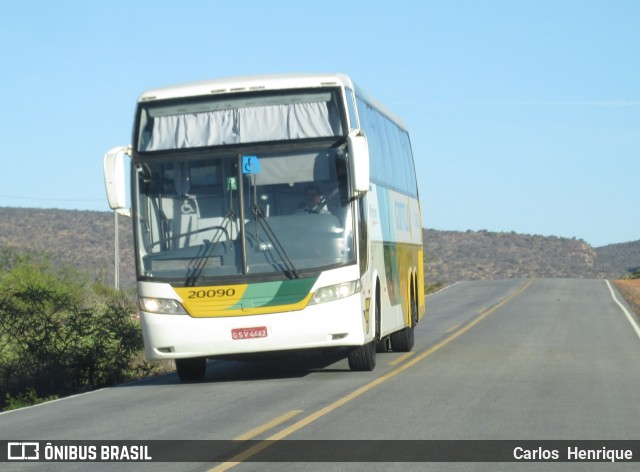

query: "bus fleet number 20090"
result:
(187, 288), (236, 299)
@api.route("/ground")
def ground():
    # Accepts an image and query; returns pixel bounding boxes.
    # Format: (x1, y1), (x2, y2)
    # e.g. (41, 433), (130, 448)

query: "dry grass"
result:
(613, 279), (640, 316)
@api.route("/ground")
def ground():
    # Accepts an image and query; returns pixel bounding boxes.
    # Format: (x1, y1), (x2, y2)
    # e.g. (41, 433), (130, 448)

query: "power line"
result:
(0, 193), (104, 203)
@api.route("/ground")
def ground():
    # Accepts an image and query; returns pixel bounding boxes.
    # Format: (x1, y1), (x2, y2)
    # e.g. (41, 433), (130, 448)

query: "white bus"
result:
(104, 74), (425, 381)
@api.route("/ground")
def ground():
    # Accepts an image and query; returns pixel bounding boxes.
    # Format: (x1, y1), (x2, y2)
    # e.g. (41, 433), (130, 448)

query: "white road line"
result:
(605, 280), (640, 340)
(426, 281), (459, 297)
(0, 387), (108, 416)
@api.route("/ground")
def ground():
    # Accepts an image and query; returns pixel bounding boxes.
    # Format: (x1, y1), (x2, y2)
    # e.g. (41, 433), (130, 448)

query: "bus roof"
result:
(138, 73), (407, 131)
(138, 73), (354, 101)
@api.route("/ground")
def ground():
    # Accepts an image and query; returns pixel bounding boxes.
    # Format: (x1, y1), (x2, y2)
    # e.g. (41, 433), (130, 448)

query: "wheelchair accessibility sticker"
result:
(242, 155), (261, 174)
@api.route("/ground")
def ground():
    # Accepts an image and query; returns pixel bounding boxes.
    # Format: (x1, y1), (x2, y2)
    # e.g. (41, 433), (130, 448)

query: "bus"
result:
(103, 74), (425, 381)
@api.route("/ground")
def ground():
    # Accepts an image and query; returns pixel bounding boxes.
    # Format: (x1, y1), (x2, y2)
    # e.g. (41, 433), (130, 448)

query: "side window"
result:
(356, 98), (377, 183)
(345, 89), (359, 130)
(355, 97), (417, 197)
(404, 133), (418, 196)
(375, 110), (394, 185)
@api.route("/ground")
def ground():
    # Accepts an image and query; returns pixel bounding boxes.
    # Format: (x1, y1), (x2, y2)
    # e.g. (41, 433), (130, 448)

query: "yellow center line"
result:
(209, 442), (273, 472)
(234, 409), (304, 440)
(211, 410), (304, 472)
(446, 324), (461, 333)
(209, 277), (535, 470)
(387, 352), (415, 366)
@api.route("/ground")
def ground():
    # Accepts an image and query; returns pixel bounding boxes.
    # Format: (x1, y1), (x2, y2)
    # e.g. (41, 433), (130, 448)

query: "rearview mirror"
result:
(103, 146), (131, 215)
(348, 130), (369, 195)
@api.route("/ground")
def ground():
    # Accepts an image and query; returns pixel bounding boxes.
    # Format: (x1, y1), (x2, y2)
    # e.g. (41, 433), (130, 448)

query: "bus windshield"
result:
(133, 144), (354, 283)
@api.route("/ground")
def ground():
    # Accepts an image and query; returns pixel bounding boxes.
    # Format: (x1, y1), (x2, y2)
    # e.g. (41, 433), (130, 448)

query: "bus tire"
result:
(390, 296), (417, 352)
(390, 326), (414, 352)
(348, 340), (377, 371)
(175, 358), (207, 381)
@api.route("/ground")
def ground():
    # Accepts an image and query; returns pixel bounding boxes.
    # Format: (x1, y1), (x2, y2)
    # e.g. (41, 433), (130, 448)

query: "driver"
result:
(297, 185), (330, 214)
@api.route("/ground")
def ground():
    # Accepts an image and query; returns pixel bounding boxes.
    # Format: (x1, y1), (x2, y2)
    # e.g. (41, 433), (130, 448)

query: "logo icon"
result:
(8, 442), (40, 460)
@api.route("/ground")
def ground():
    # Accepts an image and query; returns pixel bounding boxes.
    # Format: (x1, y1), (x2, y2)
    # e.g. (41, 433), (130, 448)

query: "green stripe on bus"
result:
(228, 276), (318, 310)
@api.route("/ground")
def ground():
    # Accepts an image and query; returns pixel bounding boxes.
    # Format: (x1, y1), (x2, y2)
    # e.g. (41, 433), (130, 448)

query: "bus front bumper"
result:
(140, 294), (369, 360)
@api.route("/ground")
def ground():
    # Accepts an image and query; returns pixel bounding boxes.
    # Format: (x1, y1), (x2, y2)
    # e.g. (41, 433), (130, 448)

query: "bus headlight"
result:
(139, 297), (188, 315)
(310, 281), (361, 305)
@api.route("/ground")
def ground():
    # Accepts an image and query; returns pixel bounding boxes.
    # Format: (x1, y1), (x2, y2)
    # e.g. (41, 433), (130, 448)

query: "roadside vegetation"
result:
(0, 249), (158, 412)
(613, 269), (640, 317)
(425, 281), (445, 294)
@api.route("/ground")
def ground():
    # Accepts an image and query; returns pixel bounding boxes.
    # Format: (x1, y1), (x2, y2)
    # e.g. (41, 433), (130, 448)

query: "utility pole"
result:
(114, 211), (120, 290)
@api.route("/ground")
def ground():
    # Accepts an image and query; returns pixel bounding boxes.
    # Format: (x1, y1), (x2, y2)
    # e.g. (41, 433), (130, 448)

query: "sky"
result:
(0, 0), (638, 247)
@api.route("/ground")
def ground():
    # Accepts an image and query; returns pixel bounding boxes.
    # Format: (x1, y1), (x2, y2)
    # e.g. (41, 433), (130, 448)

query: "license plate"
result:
(231, 326), (268, 340)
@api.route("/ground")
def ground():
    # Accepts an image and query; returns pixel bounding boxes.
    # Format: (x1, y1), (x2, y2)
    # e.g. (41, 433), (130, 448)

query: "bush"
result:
(425, 281), (445, 294)
(627, 268), (640, 279)
(4, 388), (58, 412)
(0, 250), (143, 411)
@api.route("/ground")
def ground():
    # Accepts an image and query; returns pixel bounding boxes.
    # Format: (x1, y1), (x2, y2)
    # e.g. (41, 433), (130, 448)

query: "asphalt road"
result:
(2, 278), (640, 471)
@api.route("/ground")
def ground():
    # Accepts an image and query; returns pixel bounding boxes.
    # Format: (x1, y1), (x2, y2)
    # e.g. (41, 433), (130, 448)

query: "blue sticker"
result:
(242, 155), (261, 174)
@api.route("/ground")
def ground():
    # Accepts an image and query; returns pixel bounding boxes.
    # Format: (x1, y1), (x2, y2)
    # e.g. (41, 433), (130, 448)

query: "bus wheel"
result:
(390, 326), (414, 352)
(390, 298), (417, 352)
(175, 358), (207, 381)
(347, 340), (377, 371)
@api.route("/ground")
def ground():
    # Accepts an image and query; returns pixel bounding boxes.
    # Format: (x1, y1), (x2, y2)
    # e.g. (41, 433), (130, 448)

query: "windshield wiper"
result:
(185, 212), (236, 286)
(251, 205), (300, 279)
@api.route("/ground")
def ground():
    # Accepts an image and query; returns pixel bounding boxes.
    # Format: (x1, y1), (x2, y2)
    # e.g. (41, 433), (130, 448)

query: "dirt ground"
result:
(613, 279), (640, 316)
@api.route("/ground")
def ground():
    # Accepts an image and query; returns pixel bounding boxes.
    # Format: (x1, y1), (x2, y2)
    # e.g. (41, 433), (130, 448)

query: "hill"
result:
(593, 241), (640, 276)
(0, 207), (638, 288)
(424, 229), (639, 284)
(0, 207), (136, 288)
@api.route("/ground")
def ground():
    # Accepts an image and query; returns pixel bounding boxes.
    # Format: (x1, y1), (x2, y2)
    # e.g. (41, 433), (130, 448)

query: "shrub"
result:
(0, 250), (142, 411)
(627, 268), (640, 279)
(425, 281), (445, 294)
